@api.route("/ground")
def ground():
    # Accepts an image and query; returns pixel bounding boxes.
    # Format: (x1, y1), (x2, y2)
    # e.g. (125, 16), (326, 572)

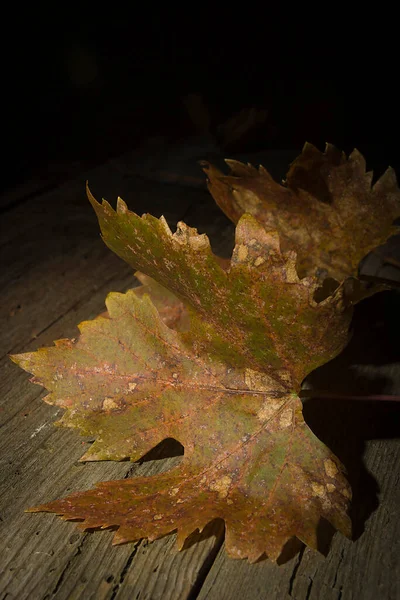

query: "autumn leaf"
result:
(12, 192), (353, 562)
(202, 143), (400, 281)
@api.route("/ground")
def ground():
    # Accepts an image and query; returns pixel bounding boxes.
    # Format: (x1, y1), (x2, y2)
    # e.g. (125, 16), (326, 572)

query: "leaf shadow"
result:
(181, 518), (225, 551)
(138, 438), (184, 463)
(302, 290), (400, 541)
(289, 166), (334, 205)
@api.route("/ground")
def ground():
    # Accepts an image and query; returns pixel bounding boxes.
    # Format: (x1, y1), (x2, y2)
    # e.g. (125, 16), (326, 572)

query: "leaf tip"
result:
(176, 527), (191, 550)
(116, 197), (128, 214)
(112, 529), (131, 546)
(86, 182), (98, 208)
(348, 148), (366, 171)
(9, 352), (21, 366)
(25, 504), (48, 514)
(159, 215), (173, 237)
(9, 351), (35, 373)
(373, 164), (399, 192)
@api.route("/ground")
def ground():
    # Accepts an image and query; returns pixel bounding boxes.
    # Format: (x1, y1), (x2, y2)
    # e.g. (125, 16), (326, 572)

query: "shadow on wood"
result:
(181, 519), (225, 552)
(303, 290), (400, 541)
(137, 438), (185, 463)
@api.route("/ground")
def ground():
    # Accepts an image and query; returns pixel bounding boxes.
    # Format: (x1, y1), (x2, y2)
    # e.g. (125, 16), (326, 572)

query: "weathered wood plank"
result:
(197, 546), (296, 600)
(0, 158), (201, 245)
(0, 169), (200, 318)
(112, 520), (224, 600)
(0, 173), (208, 362)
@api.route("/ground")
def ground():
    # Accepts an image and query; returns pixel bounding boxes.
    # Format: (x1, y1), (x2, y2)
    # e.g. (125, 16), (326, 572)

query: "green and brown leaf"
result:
(202, 143), (400, 281)
(12, 194), (353, 562)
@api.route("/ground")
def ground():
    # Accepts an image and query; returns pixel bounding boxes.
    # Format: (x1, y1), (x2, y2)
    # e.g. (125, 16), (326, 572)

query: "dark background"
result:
(3, 16), (400, 198)
(1, 20), (400, 596)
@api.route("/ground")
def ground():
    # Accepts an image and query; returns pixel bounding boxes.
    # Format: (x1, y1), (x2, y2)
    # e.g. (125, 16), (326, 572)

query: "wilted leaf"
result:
(202, 143), (400, 281)
(12, 193), (353, 562)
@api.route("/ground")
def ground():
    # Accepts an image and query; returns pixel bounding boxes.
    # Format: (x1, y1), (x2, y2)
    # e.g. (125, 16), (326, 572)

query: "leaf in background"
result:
(202, 143), (400, 281)
(12, 197), (353, 562)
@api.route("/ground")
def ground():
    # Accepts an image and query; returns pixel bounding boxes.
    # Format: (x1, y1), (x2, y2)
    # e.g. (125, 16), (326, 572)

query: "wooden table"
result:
(1, 154), (399, 599)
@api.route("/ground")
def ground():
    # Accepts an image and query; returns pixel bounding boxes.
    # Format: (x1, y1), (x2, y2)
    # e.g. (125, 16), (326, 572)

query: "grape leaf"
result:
(12, 195), (353, 562)
(202, 142), (400, 281)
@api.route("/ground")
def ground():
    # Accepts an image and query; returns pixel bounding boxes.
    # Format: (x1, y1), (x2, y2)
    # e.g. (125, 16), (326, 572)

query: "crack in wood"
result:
(186, 533), (225, 600)
(332, 547), (345, 590)
(50, 534), (88, 596)
(288, 546), (305, 597)
(110, 541), (141, 599)
(305, 576), (314, 600)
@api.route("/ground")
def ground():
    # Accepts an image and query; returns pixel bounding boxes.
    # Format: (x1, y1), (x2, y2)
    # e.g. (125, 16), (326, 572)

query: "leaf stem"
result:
(299, 390), (400, 402)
